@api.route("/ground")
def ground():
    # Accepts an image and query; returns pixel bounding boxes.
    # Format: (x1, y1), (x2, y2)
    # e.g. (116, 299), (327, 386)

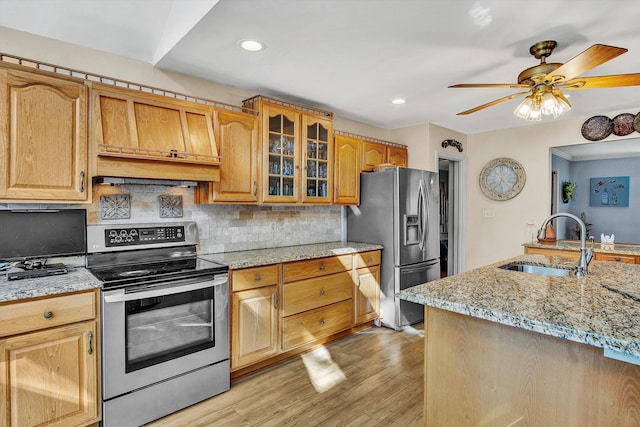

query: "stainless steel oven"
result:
(87, 222), (229, 427)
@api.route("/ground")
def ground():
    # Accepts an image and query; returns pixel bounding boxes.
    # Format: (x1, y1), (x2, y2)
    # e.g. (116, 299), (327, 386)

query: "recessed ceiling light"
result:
(239, 39), (265, 52)
(391, 98), (406, 105)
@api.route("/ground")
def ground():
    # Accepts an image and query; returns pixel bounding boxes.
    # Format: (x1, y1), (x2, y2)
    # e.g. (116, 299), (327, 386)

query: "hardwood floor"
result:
(147, 324), (424, 427)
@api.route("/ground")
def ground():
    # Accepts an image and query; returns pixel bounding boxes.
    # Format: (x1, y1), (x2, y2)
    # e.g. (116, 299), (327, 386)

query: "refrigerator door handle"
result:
(401, 262), (439, 275)
(418, 179), (427, 251)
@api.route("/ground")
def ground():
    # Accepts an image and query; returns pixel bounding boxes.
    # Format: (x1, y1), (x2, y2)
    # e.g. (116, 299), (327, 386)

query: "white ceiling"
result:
(1, 0), (639, 135)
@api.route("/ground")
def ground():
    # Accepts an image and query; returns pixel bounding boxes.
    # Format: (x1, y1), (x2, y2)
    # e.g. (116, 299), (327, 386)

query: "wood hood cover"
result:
(91, 83), (221, 182)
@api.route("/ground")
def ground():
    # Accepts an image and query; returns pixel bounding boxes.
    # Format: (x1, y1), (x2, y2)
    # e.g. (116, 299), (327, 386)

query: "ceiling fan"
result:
(450, 40), (640, 121)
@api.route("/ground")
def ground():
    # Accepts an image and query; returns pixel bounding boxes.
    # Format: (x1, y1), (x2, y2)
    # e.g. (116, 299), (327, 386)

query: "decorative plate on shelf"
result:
(479, 158), (526, 201)
(634, 112), (640, 133)
(612, 113), (635, 136)
(581, 115), (613, 141)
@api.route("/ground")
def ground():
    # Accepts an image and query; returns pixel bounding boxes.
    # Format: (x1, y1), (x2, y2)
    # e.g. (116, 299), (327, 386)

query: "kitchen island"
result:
(399, 254), (640, 426)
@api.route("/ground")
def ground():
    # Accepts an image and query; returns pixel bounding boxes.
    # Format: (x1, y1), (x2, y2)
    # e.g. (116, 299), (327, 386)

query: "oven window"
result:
(125, 287), (215, 372)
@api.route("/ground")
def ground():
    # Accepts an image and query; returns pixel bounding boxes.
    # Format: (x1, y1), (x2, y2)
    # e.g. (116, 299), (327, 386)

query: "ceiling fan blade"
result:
(449, 83), (531, 89)
(545, 44), (628, 83)
(456, 91), (529, 115)
(561, 73), (640, 89)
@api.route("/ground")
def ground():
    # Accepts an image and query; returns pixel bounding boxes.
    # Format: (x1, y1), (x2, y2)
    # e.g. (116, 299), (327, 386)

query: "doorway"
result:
(437, 152), (466, 276)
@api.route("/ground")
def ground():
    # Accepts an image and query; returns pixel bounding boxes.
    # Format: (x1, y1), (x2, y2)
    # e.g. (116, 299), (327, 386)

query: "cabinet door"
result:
(302, 115), (332, 203)
(387, 146), (408, 167)
(353, 265), (380, 325)
(231, 286), (280, 370)
(333, 134), (361, 205)
(208, 109), (259, 202)
(361, 141), (386, 172)
(0, 68), (88, 202)
(0, 321), (98, 427)
(262, 104), (300, 202)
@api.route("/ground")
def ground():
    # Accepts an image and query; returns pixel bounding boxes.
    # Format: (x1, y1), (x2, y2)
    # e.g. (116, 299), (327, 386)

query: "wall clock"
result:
(479, 158), (526, 201)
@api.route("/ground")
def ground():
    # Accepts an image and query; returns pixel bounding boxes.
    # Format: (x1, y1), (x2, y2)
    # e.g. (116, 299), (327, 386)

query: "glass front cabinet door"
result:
(263, 105), (300, 202)
(302, 116), (332, 203)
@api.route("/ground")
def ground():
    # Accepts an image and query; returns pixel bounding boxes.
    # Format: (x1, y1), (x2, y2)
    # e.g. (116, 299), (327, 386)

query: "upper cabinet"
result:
(243, 95), (333, 205)
(91, 83), (221, 182)
(0, 66), (89, 202)
(333, 133), (361, 205)
(387, 146), (408, 168)
(196, 108), (259, 203)
(361, 139), (408, 172)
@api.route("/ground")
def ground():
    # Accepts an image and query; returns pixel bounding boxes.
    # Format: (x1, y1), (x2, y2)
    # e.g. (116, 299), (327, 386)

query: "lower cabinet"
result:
(594, 253), (637, 264)
(230, 250), (381, 375)
(230, 265), (280, 369)
(0, 290), (99, 427)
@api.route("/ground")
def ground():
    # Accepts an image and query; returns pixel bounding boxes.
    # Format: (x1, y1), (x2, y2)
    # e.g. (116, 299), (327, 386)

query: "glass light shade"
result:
(513, 89), (571, 121)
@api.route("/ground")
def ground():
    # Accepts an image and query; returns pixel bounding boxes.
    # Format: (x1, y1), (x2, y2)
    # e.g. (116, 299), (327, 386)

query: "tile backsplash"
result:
(87, 184), (342, 254)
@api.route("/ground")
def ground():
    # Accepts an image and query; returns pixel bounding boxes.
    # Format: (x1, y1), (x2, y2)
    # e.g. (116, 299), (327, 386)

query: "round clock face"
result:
(479, 158), (526, 201)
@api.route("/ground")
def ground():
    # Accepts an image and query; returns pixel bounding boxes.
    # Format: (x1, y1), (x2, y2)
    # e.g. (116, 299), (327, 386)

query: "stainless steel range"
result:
(86, 222), (229, 427)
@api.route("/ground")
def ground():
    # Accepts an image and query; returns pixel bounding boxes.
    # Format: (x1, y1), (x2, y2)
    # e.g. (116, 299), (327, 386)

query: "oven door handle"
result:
(103, 274), (228, 303)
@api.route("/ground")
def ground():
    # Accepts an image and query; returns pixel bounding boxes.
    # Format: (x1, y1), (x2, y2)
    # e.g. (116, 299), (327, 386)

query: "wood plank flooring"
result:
(147, 324), (424, 427)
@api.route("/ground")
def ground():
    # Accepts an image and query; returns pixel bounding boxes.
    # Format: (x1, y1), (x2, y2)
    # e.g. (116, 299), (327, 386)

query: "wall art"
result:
(590, 176), (629, 207)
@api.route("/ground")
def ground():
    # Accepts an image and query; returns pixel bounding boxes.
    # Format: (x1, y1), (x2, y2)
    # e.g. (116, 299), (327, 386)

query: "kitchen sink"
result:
(498, 261), (574, 277)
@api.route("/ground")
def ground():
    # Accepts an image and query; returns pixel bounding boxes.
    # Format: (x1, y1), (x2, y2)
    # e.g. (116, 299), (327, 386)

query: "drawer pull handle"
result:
(255, 274), (261, 281)
(272, 292), (278, 310)
(320, 289), (325, 296)
(319, 319), (325, 326)
(367, 257), (373, 262)
(615, 257), (621, 262)
(319, 264), (325, 271)
(87, 331), (93, 355)
(43, 311), (53, 319)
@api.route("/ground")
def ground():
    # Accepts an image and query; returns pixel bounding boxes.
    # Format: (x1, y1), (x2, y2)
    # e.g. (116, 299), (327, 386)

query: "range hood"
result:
(95, 177), (198, 187)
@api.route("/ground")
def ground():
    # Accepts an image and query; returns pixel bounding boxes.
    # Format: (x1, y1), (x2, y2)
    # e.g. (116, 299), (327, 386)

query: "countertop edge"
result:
(398, 290), (640, 358)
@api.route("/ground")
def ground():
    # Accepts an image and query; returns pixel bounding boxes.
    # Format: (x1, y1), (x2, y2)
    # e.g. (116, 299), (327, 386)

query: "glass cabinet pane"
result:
(304, 121), (329, 199)
(282, 116), (295, 136)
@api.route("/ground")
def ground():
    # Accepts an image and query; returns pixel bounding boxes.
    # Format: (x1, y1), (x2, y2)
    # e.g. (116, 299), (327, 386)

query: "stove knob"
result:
(109, 230), (117, 238)
(114, 236), (123, 243)
(126, 236), (134, 242)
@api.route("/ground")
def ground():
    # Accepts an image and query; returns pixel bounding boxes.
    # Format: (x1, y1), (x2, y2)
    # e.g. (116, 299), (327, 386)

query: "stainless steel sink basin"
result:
(498, 262), (573, 277)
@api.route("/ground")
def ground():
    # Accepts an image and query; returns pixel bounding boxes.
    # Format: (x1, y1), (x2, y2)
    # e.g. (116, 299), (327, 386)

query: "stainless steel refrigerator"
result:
(347, 167), (440, 330)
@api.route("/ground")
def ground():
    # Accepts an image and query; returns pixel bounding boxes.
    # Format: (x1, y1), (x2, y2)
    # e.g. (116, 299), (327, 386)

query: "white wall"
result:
(464, 114), (637, 269)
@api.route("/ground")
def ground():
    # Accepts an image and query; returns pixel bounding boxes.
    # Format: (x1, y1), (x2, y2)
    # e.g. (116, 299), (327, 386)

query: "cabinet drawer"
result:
(232, 265), (280, 292)
(283, 271), (353, 317)
(354, 250), (381, 268)
(282, 299), (352, 350)
(0, 291), (96, 337)
(283, 255), (353, 283)
(595, 253), (637, 264)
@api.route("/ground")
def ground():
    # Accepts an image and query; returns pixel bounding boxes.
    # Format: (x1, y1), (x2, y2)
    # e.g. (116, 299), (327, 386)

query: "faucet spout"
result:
(538, 213), (591, 276)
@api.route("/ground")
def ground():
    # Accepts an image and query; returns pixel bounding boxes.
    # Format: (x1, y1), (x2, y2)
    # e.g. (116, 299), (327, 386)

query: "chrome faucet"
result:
(538, 213), (594, 276)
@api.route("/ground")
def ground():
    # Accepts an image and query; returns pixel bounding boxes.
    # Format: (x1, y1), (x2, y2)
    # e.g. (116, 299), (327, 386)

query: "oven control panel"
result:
(104, 226), (185, 247)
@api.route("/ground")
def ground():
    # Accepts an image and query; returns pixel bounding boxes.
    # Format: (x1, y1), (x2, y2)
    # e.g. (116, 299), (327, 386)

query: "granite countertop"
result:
(398, 254), (640, 358)
(524, 240), (640, 256)
(200, 241), (383, 270)
(0, 267), (101, 304)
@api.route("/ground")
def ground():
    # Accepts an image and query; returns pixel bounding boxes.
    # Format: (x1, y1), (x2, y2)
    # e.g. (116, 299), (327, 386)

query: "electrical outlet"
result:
(270, 221), (277, 233)
(482, 209), (494, 218)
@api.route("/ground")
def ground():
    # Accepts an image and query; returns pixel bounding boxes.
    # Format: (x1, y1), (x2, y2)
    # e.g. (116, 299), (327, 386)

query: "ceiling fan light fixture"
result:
(513, 96), (540, 121)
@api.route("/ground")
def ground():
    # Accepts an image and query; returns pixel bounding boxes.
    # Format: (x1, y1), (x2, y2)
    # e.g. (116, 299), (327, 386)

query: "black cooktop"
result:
(86, 246), (228, 289)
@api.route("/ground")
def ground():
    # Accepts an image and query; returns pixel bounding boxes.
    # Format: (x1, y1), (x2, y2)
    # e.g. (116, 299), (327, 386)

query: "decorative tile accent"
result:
(159, 195), (183, 218)
(100, 194), (130, 219)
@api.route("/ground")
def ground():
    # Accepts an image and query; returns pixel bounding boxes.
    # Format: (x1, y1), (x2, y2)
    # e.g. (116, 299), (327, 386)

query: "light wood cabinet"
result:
(0, 66), (88, 202)
(282, 256), (353, 350)
(196, 108), (259, 203)
(230, 265), (280, 370)
(361, 141), (387, 172)
(230, 250), (381, 376)
(243, 95), (333, 204)
(0, 290), (99, 427)
(91, 83), (221, 182)
(386, 146), (408, 167)
(594, 253), (637, 264)
(353, 251), (381, 325)
(525, 245), (639, 264)
(333, 134), (361, 205)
